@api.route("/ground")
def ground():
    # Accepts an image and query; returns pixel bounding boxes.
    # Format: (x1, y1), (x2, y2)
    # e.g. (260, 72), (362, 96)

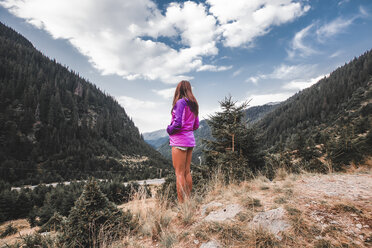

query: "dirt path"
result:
(294, 173), (372, 202)
(292, 173), (372, 247)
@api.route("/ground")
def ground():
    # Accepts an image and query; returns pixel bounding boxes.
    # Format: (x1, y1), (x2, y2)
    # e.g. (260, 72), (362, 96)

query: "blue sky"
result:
(1, 0), (372, 133)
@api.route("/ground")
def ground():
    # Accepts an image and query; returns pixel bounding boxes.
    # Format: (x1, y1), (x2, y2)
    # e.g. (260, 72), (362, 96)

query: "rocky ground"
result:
(118, 170), (372, 247)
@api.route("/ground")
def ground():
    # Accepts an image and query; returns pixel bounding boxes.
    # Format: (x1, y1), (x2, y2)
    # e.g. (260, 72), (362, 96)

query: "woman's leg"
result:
(185, 148), (193, 197)
(172, 147), (187, 203)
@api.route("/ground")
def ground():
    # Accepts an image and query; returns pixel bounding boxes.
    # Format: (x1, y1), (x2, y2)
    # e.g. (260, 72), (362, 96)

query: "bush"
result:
(38, 212), (65, 233)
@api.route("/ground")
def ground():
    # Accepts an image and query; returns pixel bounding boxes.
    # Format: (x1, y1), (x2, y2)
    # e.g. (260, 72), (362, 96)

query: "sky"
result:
(1, 0), (372, 133)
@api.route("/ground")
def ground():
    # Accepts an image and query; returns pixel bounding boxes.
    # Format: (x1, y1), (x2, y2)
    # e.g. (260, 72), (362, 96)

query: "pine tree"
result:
(203, 96), (265, 182)
(61, 178), (133, 247)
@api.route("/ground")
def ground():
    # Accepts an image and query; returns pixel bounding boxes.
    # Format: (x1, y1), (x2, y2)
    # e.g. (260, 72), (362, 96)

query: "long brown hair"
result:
(171, 80), (199, 116)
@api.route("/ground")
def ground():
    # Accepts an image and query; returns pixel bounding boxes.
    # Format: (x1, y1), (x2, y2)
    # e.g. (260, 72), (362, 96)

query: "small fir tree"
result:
(203, 96), (265, 182)
(61, 178), (133, 247)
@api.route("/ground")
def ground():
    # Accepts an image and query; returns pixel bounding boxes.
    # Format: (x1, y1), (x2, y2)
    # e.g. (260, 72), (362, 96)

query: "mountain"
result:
(0, 22), (171, 186)
(154, 103), (280, 164)
(255, 49), (372, 168)
(142, 129), (168, 149)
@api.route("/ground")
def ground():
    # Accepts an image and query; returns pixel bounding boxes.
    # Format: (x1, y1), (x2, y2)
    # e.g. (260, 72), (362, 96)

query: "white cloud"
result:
(232, 68), (242, 77)
(359, 6), (369, 17)
(246, 76), (261, 84)
(246, 63), (317, 84)
(246, 92), (293, 106)
(199, 105), (221, 120)
(115, 96), (169, 132)
(288, 10), (365, 59)
(1, 0), (310, 83)
(270, 64), (317, 80)
(197, 64), (232, 72)
(287, 24), (317, 58)
(283, 74), (326, 90)
(116, 96), (158, 110)
(153, 87), (175, 99)
(338, 0), (350, 6)
(0, 0), (218, 84)
(330, 50), (342, 58)
(316, 17), (354, 42)
(207, 0), (310, 47)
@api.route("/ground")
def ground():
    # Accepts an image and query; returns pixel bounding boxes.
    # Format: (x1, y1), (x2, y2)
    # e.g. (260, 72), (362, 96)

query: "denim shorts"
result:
(173, 146), (193, 151)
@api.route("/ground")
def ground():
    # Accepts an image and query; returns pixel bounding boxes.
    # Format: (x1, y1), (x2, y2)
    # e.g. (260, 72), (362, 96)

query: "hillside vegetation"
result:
(256, 50), (372, 170)
(0, 22), (171, 186)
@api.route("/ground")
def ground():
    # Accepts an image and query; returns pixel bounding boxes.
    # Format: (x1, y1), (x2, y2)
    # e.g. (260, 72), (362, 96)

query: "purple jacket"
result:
(167, 98), (199, 147)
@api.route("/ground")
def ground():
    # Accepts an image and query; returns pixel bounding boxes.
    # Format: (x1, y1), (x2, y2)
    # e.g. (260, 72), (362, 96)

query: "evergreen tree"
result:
(203, 96), (265, 182)
(61, 178), (133, 247)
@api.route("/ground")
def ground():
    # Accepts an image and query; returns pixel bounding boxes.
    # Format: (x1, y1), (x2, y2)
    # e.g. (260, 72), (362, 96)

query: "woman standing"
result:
(166, 80), (199, 203)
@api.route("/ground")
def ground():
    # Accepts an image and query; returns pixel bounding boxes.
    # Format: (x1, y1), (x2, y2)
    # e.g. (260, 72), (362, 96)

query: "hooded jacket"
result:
(166, 98), (199, 147)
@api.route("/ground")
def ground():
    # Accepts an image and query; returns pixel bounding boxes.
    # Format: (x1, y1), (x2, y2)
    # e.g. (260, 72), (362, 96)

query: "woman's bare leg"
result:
(172, 147), (187, 203)
(185, 148), (193, 197)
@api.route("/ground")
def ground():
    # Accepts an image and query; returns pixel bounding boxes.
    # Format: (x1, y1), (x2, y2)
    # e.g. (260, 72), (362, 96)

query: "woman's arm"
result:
(193, 115), (199, 130)
(166, 99), (187, 135)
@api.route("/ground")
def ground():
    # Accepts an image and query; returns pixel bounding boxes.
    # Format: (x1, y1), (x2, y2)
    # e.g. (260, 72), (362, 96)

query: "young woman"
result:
(166, 80), (199, 203)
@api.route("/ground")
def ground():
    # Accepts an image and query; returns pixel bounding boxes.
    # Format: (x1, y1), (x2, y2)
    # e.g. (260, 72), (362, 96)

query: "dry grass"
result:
(345, 156), (372, 174)
(0, 219), (40, 247)
(177, 199), (197, 226)
(240, 196), (262, 208)
(113, 168), (372, 247)
(194, 221), (284, 247)
(275, 167), (288, 181)
(5, 168), (369, 248)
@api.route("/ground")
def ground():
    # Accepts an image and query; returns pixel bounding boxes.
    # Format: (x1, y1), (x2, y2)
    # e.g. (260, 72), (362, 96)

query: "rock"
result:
(363, 225), (369, 228)
(194, 239), (199, 245)
(201, 201), (223, 216)
(204, 204), (243, 222)
(356, 224), (362, 229)
(249, 207), (291, 240)
(200, 240), (221, 248)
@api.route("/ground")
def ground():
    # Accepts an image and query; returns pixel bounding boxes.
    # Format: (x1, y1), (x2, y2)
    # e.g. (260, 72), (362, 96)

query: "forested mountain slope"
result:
(255, 49), (372, 169)
(0, 22), (171, 186)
